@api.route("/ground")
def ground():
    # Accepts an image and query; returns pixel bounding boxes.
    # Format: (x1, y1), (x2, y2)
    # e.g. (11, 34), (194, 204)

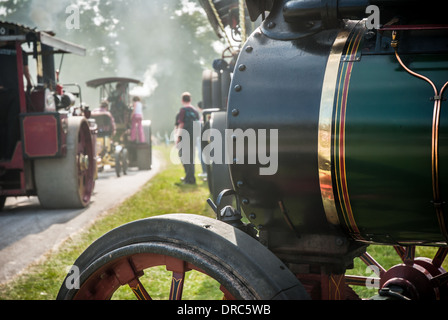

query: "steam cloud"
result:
(3, 0), (220, 135)
(130, 64), (159, 98)
(29, 0), (72, 30)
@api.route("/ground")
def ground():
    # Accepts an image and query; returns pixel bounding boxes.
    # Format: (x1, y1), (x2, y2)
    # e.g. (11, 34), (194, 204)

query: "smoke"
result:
(2, 0), (220, 134)
(130, 64), (159, 98)
(29, 0), (71, 30)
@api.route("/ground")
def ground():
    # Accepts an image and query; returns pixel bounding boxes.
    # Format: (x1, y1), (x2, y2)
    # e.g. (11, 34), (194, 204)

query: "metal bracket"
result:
(341, 51), (362, 63)
(430, 95), (446, 101)
(207, 189), (243, 227)
(431, 200), (446, 209)
(207, 189), (257, 239)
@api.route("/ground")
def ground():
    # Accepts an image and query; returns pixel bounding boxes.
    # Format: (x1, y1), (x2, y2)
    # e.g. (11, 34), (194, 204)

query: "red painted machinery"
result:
(86, 77), (152, 177)
(0, 22), (96, 210)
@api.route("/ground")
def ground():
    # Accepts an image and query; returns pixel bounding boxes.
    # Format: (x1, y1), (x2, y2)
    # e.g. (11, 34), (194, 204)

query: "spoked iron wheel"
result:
(346, 246), (448, 300)
(69, 243), (240, 300)
(76, 118), (95, 206)
(57, 214), (309, 300)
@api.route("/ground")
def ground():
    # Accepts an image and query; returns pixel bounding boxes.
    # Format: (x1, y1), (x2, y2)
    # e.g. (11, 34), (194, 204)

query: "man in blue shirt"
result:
(176, 92), (199, 185)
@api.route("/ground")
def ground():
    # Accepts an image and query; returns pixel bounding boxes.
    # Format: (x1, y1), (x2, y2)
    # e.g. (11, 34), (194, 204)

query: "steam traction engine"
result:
(58, 0), (448, 300)
(86, 77), (152, 177)
(0, 22), (95, 210)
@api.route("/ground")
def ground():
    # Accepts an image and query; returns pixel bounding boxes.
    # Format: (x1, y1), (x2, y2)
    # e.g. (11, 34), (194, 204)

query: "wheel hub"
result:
(79, 154), (90, 171)
(380, 257), (448, 300)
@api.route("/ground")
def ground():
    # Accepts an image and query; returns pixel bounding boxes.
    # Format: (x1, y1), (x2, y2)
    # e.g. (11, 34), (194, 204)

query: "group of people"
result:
(2, 37), (201, 188)
(97, 90), (206, 185)
(94, 93), (146, 144)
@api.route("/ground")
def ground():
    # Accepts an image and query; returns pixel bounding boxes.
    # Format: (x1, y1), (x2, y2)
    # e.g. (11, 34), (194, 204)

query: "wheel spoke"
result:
(169, 272), (185, 300)
(359, 252), (386, 276)
(129, 278), (152, 300)
(430, 272), (448, 287)
(394, 245), (415, 264)
(393, 245), (405, 259)
(403, 246), (415, 264)
(345, 275), (377, 287)
(432, 247), (448, 268)
(165, 256), (189, 300)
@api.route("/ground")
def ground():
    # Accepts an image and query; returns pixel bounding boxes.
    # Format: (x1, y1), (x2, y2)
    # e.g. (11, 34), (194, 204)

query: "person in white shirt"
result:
(130, 96), (145, 143)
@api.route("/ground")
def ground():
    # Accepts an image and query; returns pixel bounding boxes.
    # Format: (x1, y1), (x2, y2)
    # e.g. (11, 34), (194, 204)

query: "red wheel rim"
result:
(77, 121), (95, 205)
(74, 252), (235, 300)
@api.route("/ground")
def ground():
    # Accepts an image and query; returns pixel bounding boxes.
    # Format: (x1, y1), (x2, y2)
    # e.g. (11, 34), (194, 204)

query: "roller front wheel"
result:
(57, 214), (309, 300)
(35, 117), (95, 209)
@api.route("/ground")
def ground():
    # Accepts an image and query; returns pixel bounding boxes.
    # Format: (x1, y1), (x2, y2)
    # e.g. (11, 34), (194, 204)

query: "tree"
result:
(1, 0), (221, 134)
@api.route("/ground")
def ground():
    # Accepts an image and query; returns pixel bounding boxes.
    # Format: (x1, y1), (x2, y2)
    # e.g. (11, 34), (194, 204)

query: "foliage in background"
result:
(1, 0), (221, 134)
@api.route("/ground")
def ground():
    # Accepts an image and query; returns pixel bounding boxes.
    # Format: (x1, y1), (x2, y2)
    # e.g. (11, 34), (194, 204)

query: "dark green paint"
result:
(342, 53), (448, 244)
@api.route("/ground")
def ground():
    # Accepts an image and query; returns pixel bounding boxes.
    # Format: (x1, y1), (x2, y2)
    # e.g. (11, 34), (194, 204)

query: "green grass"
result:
(0, 145), (217, 300)
(0, 145), (446, 300)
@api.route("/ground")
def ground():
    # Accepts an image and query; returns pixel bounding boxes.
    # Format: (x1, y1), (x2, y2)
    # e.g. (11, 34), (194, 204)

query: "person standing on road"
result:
(176, 92), (199, 185)
(130, 96), (145, 143)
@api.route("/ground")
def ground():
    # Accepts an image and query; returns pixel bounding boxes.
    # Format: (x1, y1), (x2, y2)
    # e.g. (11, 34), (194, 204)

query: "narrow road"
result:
(0, 150), (164, 285)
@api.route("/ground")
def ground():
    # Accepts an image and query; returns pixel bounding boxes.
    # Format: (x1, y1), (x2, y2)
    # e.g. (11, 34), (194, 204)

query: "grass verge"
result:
(0, 146), (215, 300)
